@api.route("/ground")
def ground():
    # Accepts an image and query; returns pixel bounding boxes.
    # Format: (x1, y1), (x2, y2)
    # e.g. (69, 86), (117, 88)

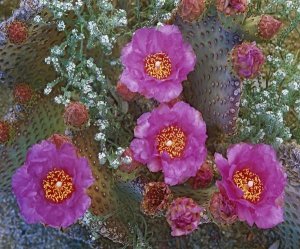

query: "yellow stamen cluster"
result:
(156, 125), (186, 158)
(233, 168), (264, 203)
(144, 52), (172, 80)
(43, 169), (74, 203)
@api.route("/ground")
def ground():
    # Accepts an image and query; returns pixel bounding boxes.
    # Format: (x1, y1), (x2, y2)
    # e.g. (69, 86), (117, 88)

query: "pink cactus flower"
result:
(130, 101), (207, 186)
(120, 25), (196, 103)
(12, 140), (94, 228)
(214, 143), (286, 229)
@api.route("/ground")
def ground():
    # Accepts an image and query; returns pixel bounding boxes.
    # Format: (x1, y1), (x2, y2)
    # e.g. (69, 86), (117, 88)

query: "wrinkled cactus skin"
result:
(174, 9), (242, 135)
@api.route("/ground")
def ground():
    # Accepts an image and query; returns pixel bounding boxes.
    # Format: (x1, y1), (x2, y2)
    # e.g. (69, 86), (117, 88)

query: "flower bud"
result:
(209, 190), (238, 225)
(231, 42), (265, 79)
(13, 83), (33, 104)
(141, 182), (172, 216)
(258, 15), (282, 40)
(191, 160), (214, 189)
(216, 0), (247, 16)
(7, 21), (28, 44)
(64, 102), (89, 128)
(177, 0), (206, 22)
(116, 82), (137, 102)
(167, 197), (203, 236)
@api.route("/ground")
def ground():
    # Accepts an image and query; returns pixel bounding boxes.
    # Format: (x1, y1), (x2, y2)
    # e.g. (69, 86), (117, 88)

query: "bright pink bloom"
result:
(166, 197), (202, 236)
(215, 143), (286, 229)
(130, 101), (207, 186)
(120, 25), (196, 103)
(231, 42), (265, 79)
(177, 0), (206, 22)
(216, 0), (247, 15)
(12, 140), (94, 228)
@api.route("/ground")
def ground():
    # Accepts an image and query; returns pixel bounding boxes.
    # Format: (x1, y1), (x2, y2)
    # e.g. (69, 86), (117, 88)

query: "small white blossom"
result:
(33, 15), (43, 23)
(98, 152), (106, 165)
(44, 85), (52, 95)
(95, 132), (106, 141)
(57, 20), (65, 31)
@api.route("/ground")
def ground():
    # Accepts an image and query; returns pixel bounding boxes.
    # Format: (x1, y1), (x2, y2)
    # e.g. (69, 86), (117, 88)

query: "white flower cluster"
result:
(236, 45), (300, 146)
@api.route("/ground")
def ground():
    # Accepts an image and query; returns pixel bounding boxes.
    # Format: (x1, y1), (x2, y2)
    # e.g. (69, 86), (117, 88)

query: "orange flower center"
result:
(233, 168), (264, 203)
(156, 125), (186, 158)
(43, 169), (74, 203)
(144, 52), (172, 80)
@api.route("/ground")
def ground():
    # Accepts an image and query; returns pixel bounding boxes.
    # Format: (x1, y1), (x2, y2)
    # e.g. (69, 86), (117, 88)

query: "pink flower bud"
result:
(64, 102), (89, 128)
(216, 0), (247, 15)
(116, 82), (137, 101)
(167, 197), (203, 236)
(231, 42), (265, 79)
(258, 15), (282, 40)
(177, 0), (206, 22)
(209, 190), (238, 225)
(191, 160), (214, 189)
(13, 83), (33, 104)
(141, 182), (172, 216)
(48, 134), (72, 149)
(7, 21), (28, 44)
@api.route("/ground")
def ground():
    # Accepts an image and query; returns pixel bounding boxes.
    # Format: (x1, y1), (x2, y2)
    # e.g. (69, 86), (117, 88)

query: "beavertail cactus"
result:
(174, 10), (243, 134)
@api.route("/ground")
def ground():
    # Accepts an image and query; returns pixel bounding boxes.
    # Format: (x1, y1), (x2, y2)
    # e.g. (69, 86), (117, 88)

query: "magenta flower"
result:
(12, 140), (94, 229)
(120, 25), (196, 103)
(231, 42), (265, 79)
(130, 101), (207, 186)
(166, 197), (202, 236)
(215, 143), (286, 229)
